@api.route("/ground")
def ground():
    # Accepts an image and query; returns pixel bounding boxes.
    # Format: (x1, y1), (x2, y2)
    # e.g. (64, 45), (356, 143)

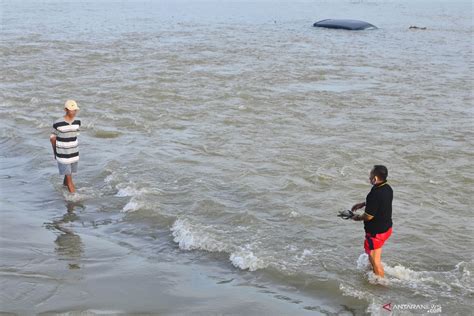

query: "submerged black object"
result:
(313, 19), (377, 30)
(337, 210), (355, 220)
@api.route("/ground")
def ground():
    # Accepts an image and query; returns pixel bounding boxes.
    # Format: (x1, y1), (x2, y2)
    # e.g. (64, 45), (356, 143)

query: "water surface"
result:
(1, 0), (473, 314)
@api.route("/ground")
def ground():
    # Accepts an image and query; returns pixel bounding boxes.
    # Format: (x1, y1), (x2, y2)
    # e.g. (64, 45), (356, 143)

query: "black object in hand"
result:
(337, 210), (354, 219)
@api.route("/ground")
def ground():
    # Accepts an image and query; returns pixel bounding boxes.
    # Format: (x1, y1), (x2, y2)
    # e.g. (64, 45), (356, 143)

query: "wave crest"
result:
(230, 245), (268, 271)
(171, 219), (268, 272)
(171, 218), (227, 252)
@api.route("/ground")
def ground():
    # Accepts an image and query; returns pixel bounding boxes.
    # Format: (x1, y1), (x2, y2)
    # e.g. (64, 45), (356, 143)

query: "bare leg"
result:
(368, 252), (375, 271)
(65, 175), (76, 193)
(369, 248), (384, 277)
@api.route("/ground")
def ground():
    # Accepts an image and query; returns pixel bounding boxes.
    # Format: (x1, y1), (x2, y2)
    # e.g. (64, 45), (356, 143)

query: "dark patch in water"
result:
(93, 130), (121, 138)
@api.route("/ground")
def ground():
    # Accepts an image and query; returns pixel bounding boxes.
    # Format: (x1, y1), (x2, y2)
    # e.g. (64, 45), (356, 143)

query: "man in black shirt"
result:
(351, 165), (393, 278)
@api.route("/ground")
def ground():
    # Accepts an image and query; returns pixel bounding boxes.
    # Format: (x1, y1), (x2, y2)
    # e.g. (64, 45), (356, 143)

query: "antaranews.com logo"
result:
(383, 302), (442, 314)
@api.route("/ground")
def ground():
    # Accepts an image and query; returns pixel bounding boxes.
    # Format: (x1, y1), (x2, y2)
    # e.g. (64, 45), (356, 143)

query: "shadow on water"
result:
(44, 201), (84, 270)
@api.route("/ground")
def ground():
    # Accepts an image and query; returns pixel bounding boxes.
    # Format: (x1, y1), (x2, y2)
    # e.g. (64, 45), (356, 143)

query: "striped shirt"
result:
(52, 117), (81, 164)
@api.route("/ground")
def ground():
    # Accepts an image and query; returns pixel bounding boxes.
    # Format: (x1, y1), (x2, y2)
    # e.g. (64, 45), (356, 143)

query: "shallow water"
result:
(1, 0), (473, 315)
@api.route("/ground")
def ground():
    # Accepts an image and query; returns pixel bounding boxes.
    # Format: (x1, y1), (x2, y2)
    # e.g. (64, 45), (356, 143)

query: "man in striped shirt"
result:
(50, 100), (81, 193)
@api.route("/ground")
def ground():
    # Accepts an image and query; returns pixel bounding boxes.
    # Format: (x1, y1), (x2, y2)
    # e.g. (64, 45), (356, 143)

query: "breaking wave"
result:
(230, 245), (268, 271)
(171, 218), (268, 271)
(171, 218), (227, 252)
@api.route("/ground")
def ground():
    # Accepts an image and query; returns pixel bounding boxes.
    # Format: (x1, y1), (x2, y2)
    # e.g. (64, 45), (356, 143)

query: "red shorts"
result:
(364, 227), (392, 254)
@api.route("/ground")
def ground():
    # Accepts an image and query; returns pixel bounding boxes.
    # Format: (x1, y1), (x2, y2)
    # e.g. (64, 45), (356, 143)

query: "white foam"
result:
(116, 185), (141, 197)
(340, 165), (351, 176)
(358, 254), (473, 298)
(114, 182), (149, 213)
(367, 271), (391, 286)
(357, 253), (431, 284)
(103, 167), (126, 187)
(63, 191), (86, 203)
(293, 248), (314, 263)
(384, 264), (432, 282)
(454, 261), (472, 285)
(284, 244), (298, 252)
(366, 300), (384, 316)
(122, 198), (140, 212)
(339, 283), (367, 300)
(230, 245), (268, 271)
(288, 210), (300, 218)
(171, 220), (269, 272)
(357, 253), (370, 270)
(104, 173), (116, 184)
(344, 257), (473, 315)
(171, 219), (227, 252)
(115, 182), (148, 197)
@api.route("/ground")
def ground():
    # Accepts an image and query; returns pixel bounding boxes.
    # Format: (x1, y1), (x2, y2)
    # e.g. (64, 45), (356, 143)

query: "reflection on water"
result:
(45, 202), (84, 270)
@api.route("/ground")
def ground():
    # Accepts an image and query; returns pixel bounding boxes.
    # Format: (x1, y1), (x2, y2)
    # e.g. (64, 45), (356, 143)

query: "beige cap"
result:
(64, 99), (79, 111)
